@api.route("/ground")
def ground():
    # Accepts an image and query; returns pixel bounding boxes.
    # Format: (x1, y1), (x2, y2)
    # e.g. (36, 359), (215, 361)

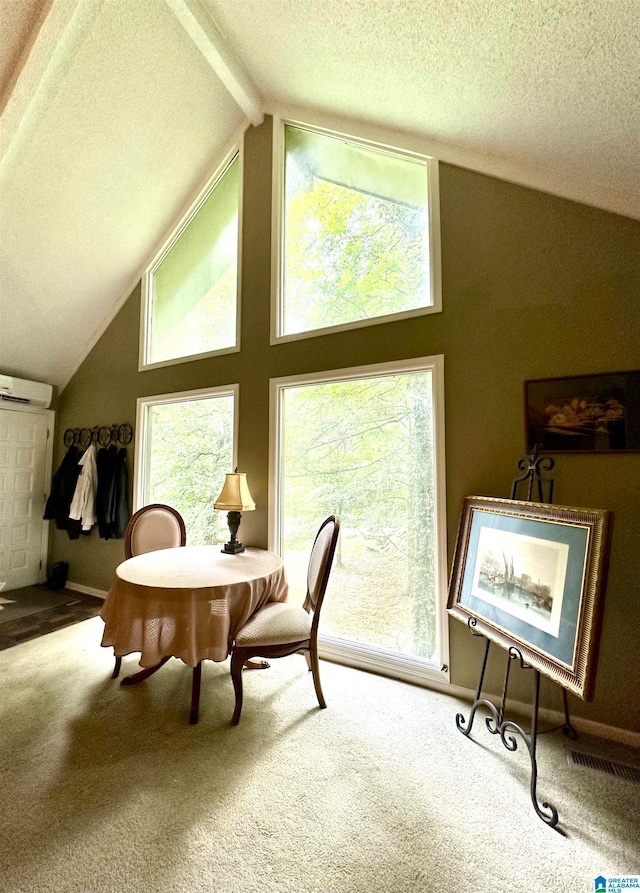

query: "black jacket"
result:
(96, 445), (118, 538)
(108, 447), (130, 539)
(44, 446), (81, 530)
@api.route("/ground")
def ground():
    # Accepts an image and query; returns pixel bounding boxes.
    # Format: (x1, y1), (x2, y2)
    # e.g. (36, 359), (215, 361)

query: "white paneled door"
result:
(0, 408), (51, 591)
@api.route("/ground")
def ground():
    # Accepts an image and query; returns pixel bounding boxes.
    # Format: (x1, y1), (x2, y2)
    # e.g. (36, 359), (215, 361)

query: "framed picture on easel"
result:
(447, 496), (611, 700)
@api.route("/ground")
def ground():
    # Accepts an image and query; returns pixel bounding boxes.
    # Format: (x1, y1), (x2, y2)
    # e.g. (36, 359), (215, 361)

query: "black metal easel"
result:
(455, 447), (577, 830)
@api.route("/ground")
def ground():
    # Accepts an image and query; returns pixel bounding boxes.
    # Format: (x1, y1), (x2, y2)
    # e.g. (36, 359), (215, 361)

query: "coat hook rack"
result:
(63, 423), (133, 449)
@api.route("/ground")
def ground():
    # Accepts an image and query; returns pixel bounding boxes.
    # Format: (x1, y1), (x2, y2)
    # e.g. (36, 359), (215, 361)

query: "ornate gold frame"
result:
(448, 496), (611, 700)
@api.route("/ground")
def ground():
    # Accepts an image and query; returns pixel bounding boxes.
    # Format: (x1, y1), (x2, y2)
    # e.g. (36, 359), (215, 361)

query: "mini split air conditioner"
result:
(0, 374), (52, 408)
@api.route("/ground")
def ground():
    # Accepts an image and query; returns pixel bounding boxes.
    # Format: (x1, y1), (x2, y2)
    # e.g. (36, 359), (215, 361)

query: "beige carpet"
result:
(0, 616), (638, 893)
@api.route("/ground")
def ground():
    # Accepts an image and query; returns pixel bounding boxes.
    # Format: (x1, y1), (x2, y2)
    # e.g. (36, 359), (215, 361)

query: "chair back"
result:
(125, 503), (186, 559)
(303, 515), (340, 618)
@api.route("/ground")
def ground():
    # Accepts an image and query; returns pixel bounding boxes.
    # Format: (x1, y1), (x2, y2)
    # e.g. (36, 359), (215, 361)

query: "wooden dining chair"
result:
(111, 503), (186, 679)
(229, 515), (340, 725)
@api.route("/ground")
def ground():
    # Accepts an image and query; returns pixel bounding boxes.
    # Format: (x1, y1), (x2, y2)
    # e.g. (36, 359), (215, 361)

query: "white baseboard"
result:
(67, 580), (107, 600)
(321, 650), (640, 749)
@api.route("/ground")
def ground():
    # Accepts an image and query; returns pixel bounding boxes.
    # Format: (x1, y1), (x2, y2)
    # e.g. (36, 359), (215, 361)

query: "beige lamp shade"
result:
(214, 472), (256, 512)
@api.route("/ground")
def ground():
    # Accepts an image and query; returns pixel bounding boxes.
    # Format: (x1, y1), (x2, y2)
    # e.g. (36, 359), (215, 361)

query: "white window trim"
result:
(133, 383), (239, 513)
(268, 355), (449, 687)
(139, 139), (244, 372)
(270, 115), (442, 346)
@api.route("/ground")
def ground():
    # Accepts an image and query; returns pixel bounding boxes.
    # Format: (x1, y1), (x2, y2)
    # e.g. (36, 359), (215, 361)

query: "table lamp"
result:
(214, 469), (256, 554)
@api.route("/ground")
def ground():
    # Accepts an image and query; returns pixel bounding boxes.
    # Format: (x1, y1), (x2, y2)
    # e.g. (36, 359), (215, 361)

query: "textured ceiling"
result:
(207, 0), (639, 216)
(0, 0), (638, 391)
(0, 0), (245, 389)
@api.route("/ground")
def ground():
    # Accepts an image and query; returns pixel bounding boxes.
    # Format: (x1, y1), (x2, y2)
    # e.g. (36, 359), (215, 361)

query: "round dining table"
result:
(100, 545), (288, 723)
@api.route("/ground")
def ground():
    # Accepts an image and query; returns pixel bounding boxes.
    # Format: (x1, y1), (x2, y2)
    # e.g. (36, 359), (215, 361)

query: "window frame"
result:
(139, 142), (244, 372)
(133, 383), (239, 513)
(270, 116), (442, 345)
(268, 355), (449, 688)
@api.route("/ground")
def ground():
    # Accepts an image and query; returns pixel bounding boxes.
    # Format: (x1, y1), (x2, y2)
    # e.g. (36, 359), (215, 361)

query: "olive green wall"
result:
(52, 116), (640, 732)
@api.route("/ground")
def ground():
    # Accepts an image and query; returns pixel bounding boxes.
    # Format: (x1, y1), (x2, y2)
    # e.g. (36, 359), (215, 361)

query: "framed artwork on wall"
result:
(447, 496), (611, 700)
(525, 370), (640, 453)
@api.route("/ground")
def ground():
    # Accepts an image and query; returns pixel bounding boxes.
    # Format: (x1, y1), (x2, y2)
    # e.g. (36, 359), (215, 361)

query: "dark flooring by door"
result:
(0, 584), (103, 651)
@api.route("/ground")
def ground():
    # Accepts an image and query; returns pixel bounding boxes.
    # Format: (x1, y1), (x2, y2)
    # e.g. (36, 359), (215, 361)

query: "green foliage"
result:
(156, 263), (237, 362)
(282, 372), (438, 659)
(146, 396), (234, 546)
(284, 178), (429, 334)
(281, 169), (438, 659)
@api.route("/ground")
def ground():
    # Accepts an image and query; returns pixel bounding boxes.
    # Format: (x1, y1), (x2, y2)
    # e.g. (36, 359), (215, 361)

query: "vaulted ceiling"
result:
(1, 0), (638, 391)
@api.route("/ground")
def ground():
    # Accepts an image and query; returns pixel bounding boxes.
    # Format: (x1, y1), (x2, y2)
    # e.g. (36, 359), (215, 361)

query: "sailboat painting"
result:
(471, 526), (568, 637)
(448, 497), (611, 700)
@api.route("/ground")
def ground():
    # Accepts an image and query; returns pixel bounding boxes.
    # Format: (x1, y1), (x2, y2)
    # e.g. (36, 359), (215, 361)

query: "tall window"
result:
(135, 387), (236, 545)
(271, 358), (447, 680)
(274, 122), (440, 341)
(141, 152), (240, 369)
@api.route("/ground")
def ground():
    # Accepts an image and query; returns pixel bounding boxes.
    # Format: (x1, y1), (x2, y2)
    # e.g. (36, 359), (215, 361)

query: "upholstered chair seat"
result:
(234, 602), (313, 647)
(230, 515), (340, 725)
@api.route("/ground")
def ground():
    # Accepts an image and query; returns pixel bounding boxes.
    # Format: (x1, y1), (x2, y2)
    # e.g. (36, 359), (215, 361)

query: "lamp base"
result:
(221, 541), (245, 554)
(221, 510), (245, 554)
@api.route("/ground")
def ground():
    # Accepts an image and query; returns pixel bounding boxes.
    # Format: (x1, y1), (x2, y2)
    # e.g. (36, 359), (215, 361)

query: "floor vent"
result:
(565, 747), (640, 784)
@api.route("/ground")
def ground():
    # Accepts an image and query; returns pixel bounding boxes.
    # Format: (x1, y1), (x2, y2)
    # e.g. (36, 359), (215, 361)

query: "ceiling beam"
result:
(164, 0), (263, 127)
(0, 0), (102, 170)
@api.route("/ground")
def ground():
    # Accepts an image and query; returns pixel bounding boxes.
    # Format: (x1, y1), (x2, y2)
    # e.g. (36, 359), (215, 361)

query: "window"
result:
(134, 386), (237, 546)
(274, 122), (440, 341)
(270, 357), (448, 683)
(141, 152), (241, 369)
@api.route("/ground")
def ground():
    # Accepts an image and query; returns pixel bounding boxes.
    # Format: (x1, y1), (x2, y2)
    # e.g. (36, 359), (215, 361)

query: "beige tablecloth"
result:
(100, 546), (288, 667)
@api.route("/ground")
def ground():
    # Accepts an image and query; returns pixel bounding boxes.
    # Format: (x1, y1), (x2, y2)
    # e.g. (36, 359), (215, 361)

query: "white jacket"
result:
(69, 444), (98, 531)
